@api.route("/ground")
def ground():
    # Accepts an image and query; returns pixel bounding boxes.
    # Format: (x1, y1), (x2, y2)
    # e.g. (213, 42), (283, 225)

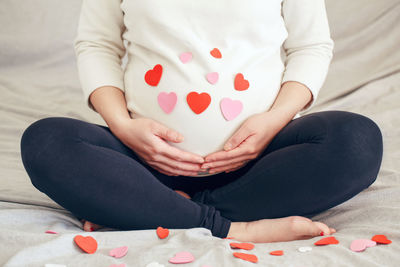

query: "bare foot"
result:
(174, 190), (191, 199)
(80, 219), (103, 232)
(227, 216), (336, 243)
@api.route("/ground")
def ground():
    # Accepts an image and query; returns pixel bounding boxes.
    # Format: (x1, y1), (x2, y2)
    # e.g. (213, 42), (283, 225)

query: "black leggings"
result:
(20, 111), (383, 238)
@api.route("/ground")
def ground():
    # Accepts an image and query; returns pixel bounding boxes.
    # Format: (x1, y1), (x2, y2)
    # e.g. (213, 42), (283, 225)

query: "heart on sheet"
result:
(157, 92), (177, 114)
(234, 73), (250, 91)
(210, 48), (222, 59)
(298, 246), (312, 253)
(187, 92), (211, 114)
(145, 64), (163, 86)
(233, 252), (258, 263)
(74, 235), (98, 254)
(146, 262), (165, 267)
(109, 264), (126, 267)
(45, 230), (58, 234)
(269, 250), (284, 256)
(350, 239), (376, 252)
(169, 251), (195, 264)
(372, 235), (392, 244)
(230, 242), (255, 250)
(223, 237), (235, 239)
(179, 52), (193, 64)
(314, 236), (339, 246)
(156, 226), (169, 239)
(220, 97), (243, 121)
(109, 246), (128, 258)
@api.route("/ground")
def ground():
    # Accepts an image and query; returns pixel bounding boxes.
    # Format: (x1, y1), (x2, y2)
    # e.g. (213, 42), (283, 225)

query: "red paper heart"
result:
(233, 252), (258, 263)
(145, 64), (163, 86)
(74, 235), (98, 254)
(269, 250), (284, 256)
(230, 242), (255, 250)
(234, 73), (250, 91)
(156, 226), (169, 239)
(186, 92), (211, 114)
(210, 48), (222, 59)
(314, 236), (339, 246)
(372, 235), (392, 244)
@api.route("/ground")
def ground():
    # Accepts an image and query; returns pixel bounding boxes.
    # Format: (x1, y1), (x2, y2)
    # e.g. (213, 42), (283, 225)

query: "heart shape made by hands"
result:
(179, 52), (192, 64)
(210, 48), (222, 58)
(74, 235), (98, 254)
(220, 97), (243, 121)
(234, 73), (250, 91)
(269, 250), (284, 256)
(314, 236), (339, 246)
(350, 239), (376, 252)
(156, 226), (169, 239)
(372, 235), (392, 244)
(233, 252), (258, 263)
(109, 246), (128, 258)
(169, 251), (195, 264)
(187, 92), (211, 114)
(157, 92), (177, 114)
(229, 242), (255, 250)
(145, 64), (163, 86)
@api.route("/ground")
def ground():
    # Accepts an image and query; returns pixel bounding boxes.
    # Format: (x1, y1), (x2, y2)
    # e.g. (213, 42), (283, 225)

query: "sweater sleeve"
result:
(281, 0), (334, 112)
(74, 0), (126, 112)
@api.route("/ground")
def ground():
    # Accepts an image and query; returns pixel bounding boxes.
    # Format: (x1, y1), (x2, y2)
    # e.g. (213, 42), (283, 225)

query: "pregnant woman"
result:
(20, 0), (383, 243)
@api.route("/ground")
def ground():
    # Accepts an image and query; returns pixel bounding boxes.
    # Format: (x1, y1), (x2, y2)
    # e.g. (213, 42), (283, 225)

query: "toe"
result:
(314, 221), (331, 236)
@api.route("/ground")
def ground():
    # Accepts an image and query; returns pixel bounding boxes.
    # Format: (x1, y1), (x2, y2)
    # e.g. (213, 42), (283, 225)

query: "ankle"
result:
(227, 221), (248, 239)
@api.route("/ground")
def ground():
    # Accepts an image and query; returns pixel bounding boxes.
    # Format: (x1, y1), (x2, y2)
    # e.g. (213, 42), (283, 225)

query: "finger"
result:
(149, 161), (199, 176)
(157, 139), (204, 164)
(226, 162), (249, 173)
(224, 126), (254, 151)
(313, 221), (332, 236)
(202, 155), (251, 169)
(209, 161), (246, 174)
(204, 145), (250, 162)
(153, 122), (184, 143)
(152, 166), (178, 176)
(153, 152), (202, 172)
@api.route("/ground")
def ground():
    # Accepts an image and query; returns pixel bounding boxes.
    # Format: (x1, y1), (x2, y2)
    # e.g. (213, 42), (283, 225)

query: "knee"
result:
(329, 111), (383, 186)
(20, 117), (73, 183)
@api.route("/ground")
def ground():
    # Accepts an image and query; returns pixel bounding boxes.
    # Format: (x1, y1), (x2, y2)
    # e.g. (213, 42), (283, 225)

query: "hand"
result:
(112, 117), (204, 176)
(200, 109), (293, 174)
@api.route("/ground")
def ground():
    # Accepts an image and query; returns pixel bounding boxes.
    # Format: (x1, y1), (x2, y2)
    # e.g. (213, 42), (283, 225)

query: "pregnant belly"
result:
(124, 55), (284, 158)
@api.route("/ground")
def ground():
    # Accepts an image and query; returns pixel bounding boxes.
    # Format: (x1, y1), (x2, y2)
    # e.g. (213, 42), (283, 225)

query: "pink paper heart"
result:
(158, 92), (177, 114)
(206, 72), (219, 85)
(350, 239), (377, 252)
(169, 251), (195, 264)
(179, 52), (192, 64)
(45, 230), (58, 234)
(109, 264), (126, 267)
(109, 246), (128, 258)
(220, 97), (243, 121)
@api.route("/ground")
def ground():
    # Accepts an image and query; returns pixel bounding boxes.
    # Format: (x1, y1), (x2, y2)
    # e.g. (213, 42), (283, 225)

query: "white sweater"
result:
(74, 0), (334, 159)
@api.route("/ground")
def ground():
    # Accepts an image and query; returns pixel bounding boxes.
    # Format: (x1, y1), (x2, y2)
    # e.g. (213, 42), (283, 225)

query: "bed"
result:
(1, 0), (399, 266)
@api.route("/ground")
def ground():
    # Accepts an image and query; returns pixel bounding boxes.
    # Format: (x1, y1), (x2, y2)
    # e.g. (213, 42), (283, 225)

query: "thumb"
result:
(224, 127), (251, 151)
(154, 123), (184, 143)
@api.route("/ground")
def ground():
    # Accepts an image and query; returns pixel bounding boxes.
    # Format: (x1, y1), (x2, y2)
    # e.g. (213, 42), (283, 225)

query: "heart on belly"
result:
(187, 92), (211, 114)
(220, 97), (243, 121)
(145, 64), (163, 86)
(158, 92), (177, 114)
(234, 73), (250, 91)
